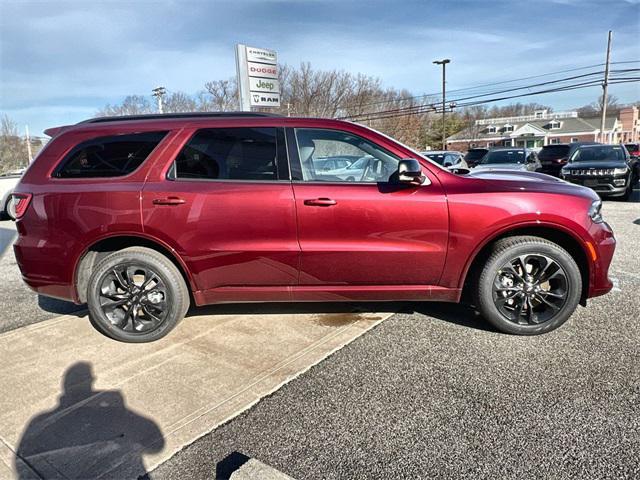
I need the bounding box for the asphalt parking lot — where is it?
[150,190,640,480]
[1,188,639,479]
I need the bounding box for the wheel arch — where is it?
[460,224,591,306]
[74,233,195,304]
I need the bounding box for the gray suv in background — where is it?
[473,147,541,173]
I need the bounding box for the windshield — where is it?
[570,146,625,163]
[347,157,369,169]
[481,150,525,164]
[465,150,487,161]
[538,145,570,160]
[425,153,446,165]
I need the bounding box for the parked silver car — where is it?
[421,150,469,171]
[473,148,541,173]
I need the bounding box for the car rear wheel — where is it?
[87,247,190,343]
[474,236,582,335]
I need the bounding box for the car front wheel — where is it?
[87,247,190,343]
[474,236,582,335]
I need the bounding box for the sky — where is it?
[1,0,639,136]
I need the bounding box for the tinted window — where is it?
[425,153,446,165]
[539,145,570,160]
[464,149,487,161]
[482,150,525,164]
[295,128,399,183]
[174,128,278,181]
[570,146,625,163]
[56,131,167,178]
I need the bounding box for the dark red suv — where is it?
[10,113,615,342]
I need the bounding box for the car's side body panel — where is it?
[11,116,615,308]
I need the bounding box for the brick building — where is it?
[446,106,639,151]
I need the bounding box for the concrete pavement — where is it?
[0,304,395,479]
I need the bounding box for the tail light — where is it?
[8,193,32,220]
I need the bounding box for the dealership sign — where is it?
[236,44,280,109]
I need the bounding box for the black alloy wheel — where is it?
[474,236,582,335]
[98,264,169,334]
[492,254,568,325]
[87,247,190,343]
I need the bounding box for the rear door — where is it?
[142,126,298,298]
[288,127,448,287]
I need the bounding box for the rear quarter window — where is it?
[54,131,168,178]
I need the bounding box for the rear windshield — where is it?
[481,150,525,164]
[538,145,570,160]
[55,131,167,178]
[464,150,487,161]
[625,144,639,151]
[570,146,625,162]
[425,153,446,165]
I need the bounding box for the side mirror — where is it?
[397,159,426,184]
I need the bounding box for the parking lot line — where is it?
[0,307,393,479]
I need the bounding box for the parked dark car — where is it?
[624,143,640,157]
[10,113,615,342]
[464,148,488,168]
[474,147,541,173]
[538,142,599,177]
[561,144,639,200]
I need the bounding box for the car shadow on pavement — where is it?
[188,301,497,333]
[14,362,164,479]
[37,295,86,317]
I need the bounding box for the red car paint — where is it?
[12,116,615,306]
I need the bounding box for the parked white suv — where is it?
[0,169,25,219]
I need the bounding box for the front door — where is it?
[288,127,449,287]
[142,126,299,300]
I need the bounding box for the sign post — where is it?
[235,44,280,110]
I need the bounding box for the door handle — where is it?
[152,196,186,206]
[304,198,337,207]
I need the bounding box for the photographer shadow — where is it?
[14,362,164,479]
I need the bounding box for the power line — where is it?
[341,69,639,121]
[342,77,638,123]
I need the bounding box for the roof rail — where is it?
[78,112,281,124]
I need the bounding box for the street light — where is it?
[152,86,167,114]
[433,59,450,150]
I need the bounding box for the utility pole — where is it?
[25,125,33,165]
[152,86,167,114]
[599,31,612,143]
[433,59,450,150]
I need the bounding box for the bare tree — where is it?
[97,95,153,117]
[203,78,238,111]
[164,91,197,113]
[0,114,27,173]
[577,94,620,117]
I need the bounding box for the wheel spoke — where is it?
[112,268,130,291]
[101,298,129,310]
[535,294,561,311]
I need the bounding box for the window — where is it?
[550,138,560,144]
[487,126,497,134]
[294,129,400,183]
[55,131,167,178]
[504,124,514,133]
[172,128,278,181]
[470,143,477,148]
[549,121,561,130]
[571,137,579,143]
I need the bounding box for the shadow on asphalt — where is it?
[37,295,86,317]
[189,301,496,333]
[14,362,164,479]
[215,451,251,479]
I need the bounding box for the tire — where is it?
[87,247,190,343]
[473,236,582,335]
